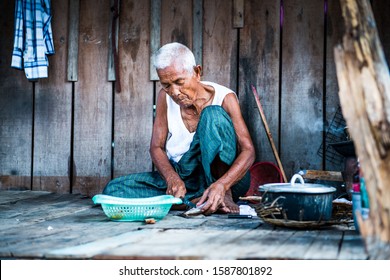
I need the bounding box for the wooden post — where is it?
[67,0,80,81]
[233,0,244,28]
[334,0,390,259]
[238,0,281,165]
[193,0,203,66]
[150,0,161,81]
[108,0,120,82]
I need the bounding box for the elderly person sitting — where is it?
[103,42,255,214]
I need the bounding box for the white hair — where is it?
[153,42,196,74]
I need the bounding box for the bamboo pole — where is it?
[251,85,288,183]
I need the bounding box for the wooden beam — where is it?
[233,0,244,28]
[73,0,112,196]
[335,0,390,258]
[113,0,154,176]
[193,0,203,66]
[150,0,161,81]
[299,170,343,182]
[203,0,237,88]
[238,0,281,164]
[33,0,72,193]
[67,0,80,81]
[108,0,120,81]
[280,0,324,178]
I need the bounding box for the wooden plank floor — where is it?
[0,190,368,260]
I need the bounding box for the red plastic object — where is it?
[245,162,284,199]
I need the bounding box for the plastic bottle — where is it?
[352,163,360,192]
[359,168,370,209]
[351,162,361,232]
[359,167,370,223]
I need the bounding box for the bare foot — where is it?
[216,190,239,214]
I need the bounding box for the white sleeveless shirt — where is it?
[165,81,235,162]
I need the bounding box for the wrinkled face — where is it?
[157,63,199,108]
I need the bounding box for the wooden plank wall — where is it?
[72,0,112,196]
[239,0,281,164]
[0,0,33,189]
[33,0,72,193]
[114,0,154,177]
[281,0,325,175]
[0,0,389,196]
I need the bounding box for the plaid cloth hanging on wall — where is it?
[11,0,55,80]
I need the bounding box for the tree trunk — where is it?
[334,0,390,259]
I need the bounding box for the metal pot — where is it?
[259,174,336,221]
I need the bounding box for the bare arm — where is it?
[149,90,186,198]
[217,92,256,188]
[197,93,255,213]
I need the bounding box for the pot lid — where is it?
[259,174,336,194]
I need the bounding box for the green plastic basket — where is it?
[92,194,183,222]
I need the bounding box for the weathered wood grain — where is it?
[372,0,390,66]
[211,231,272,259]
[102,214,262,259]
[225,227,297,259]
[0,190,50,205]
[303,230,343,259]
[108,0,120,82]
[33,0,72,193]
[73,0,112,196]
[280,0,325,179]
[0,207,144,258]
[233,0,244,28]
[113,0,154,176]
[161,0,192,47]
[193,0,203,66]
[268,229,319,259]
[0,193,91,232]
[335,0,390,258]
[47,229,162,259]
[101,229,240,259]
[0,192,122,258]
[67,0,80,81]
[299,169,343,181]
[150,0,161,81]
[203,0,237,90]
[0,0,33,190]
[338,230,368,259]
[0,191,367,260]
[239,0,281,164]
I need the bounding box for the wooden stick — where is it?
[298,170,343,182]
[239,196,262,201]
[251,85,288,183]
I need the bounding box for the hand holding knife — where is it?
[180,197,196,209]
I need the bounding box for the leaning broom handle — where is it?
[251,85,288,183]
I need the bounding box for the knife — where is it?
[180,197,196,209]
[228,214,253,219]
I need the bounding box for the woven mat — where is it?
[255,200,353,229]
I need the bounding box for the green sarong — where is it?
[102,105,250,201]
